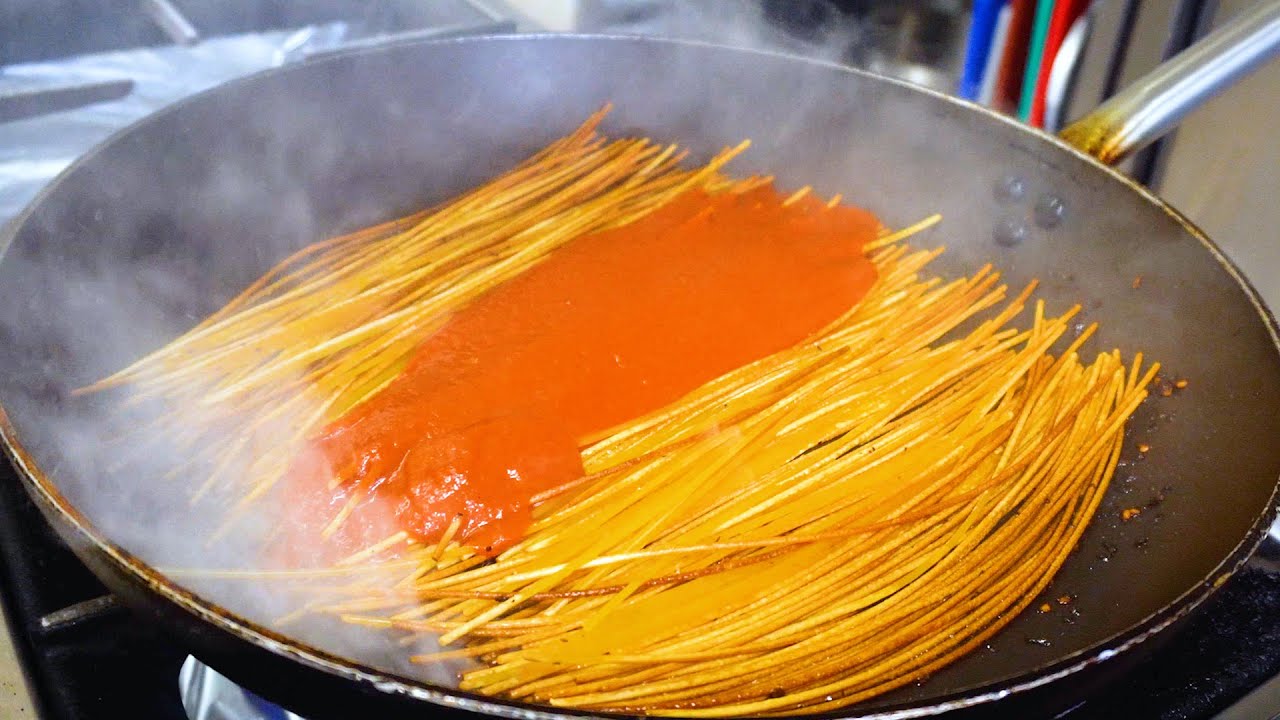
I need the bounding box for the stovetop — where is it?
[2,3,1280,719]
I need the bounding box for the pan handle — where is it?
[1059,0,1280,165]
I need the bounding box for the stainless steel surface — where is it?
[1061,0,1280,164]
[141,0,202,46]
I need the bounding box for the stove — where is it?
[1,2,1280,718]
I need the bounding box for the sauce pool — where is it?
[279,186,880,563]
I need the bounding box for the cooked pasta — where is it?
[102,109,1155,715]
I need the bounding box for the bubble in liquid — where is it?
[1034,194,1067,228]
[994,174,1026,202]
[993,217,1027,247]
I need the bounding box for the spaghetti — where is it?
[99,110,1156,715]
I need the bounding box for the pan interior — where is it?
[0,35,1276,712]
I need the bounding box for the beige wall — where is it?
[504,0,579,31]
[1158,0,1280,311]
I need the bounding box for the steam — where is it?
[0,185,458,686]
[0,93,463,688]
[0,0,934,701]
[576,0,864,63]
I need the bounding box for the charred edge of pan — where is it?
[0,33,1274,720]
[1057,116,1123,166]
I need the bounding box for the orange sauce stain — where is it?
[279,186,880,563]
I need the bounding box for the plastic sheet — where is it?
[0,24,350,227]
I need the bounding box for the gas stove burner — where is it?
[179,656,306,720]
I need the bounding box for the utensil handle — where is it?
[139,0,200,46]
[1059,0,1280,165]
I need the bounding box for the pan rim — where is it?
[0,31,1276,720]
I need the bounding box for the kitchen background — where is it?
[0,1,1278,718]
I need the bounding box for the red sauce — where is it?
[278,186,879,563]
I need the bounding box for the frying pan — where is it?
[1,5,1279,718]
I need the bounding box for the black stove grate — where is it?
[0,461,188,719]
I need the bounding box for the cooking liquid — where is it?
[279,186,880,563]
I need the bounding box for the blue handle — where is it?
[959,0,1007,100]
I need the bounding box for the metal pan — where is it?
[0,6,1278,718]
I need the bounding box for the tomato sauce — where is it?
[278,186,880,563]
